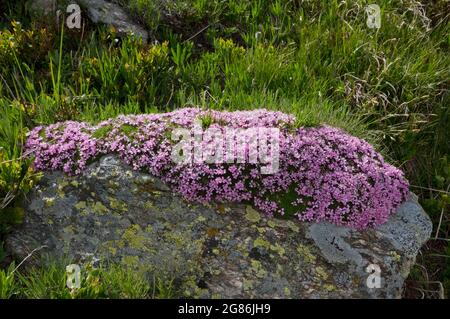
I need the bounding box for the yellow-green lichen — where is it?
[324,284,335,292]
[315,266,329,280]
[243,279,254,291]
[287,220,299,232]
[164,230,194,249]
[144,201,154,209]
[270,244,285,256]
[257,227,266,234]
[108,245,117,256]
[119,224,148,250]
[63,225,75,235]
[108,197,128,213]
[297,244,316,263]
[92,201,108,215]
[267,220,276,228]
[389,250,402,262]
[75,201,87,210]
[284,287,291,297]
[253,237,270,249]
[70,180,80,187]
[250,260,267,278]
[100,240,117,256]
[245,206,260,223]
[196,215,207,223]
[57,180,69,197]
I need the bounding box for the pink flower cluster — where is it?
[25,108,409,229]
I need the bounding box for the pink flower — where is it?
[25,108,409,229]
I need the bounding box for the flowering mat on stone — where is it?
[25,108,409,229]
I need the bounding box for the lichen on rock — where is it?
[6,155,432,298]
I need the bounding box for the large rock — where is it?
[76,0,149,42]
[6,155,432,298]
[28,0,149,42]
[29,0,56,17]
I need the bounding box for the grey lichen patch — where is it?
[307,223,363,265]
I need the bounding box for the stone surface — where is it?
[29,0,56,16]
[77,0,149,42]
[6,155,432,298]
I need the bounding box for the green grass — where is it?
[0,0,448,298]
[0,258,176,299]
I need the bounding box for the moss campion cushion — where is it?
[25,108,409,229]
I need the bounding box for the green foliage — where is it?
[14,259,172,299]
[153,277,175,299]
[99,264,152,299]
[78,35,172,107]
[92,125,113,139]
[0,21,54,71]
[0,100,41,234]
[18,260,74,299]
[0,263,18,299]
